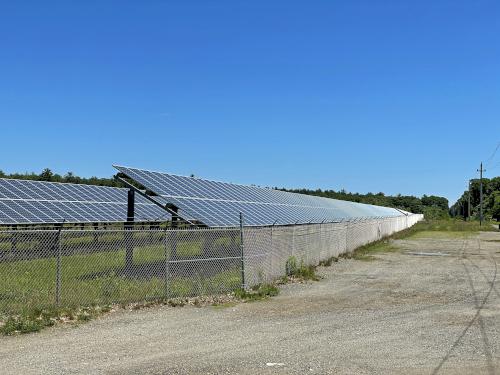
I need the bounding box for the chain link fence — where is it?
[242,215,423,286]
[0,214,422,314]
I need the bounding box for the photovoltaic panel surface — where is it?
[0,178,170,224]
[114,165,405,227]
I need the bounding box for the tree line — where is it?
[450,177,500,221]
[0,168,125,188]
[0,168,450,218]
[280,188,449,219]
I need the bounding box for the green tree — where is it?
[490,191,500,221]
[421,195,449,211]
[39,168,54,181]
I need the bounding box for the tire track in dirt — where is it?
[432,236,497,375]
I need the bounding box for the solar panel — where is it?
[114,165,405,227]
[0,178,171,225]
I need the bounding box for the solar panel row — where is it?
[0,178,170,225]
[114,165,404,227]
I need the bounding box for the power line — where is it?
[487,160,500,171]
[485,141,500,166]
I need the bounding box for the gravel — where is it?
[1,231,499,374]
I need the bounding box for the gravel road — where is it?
[1,231,499,374]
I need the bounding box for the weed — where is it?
[77,313,92,322]
[167,298,186,307]
[285,256,320,281]
[285,256,298,276]
[212,302,237,309]
[1,316,46,335]
[0,304,114,335]
[0,309,57,335]
[234,283,279,301]
[319,256,338,267]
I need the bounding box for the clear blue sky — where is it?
[1,1,499,205]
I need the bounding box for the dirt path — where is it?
[1,231,500,374]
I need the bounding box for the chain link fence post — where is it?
[164,227,171,299]
[270,221,275,282]
[239,212,245,290]
[55,224,63,306]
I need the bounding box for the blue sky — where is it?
[1,1,499,205]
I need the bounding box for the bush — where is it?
[423,207,450,220]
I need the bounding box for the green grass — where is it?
[391,219,497,240]
[407,231,472,239]
[346,240,400,261]
[0,248,165,314]
[166,268,241,298]
[344,219,498,261]
[397,219,498,236]
[0,235,242,316]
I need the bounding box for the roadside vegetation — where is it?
[284,256,319,281]
[0,305,110,335]
[345,219,498,262]
[234,284,279,301]
[450,176,500,221]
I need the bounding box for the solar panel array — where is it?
[0,178,170,225]
[114,165,405,227]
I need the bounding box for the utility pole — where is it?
[477,162,485,226]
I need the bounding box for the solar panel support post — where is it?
[239,212,245,290]
[125,189,135,275]
[11,224,17,254]
[93,223,99,246]
[170,205,179,259]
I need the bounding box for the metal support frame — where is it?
[118,177,198,226]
